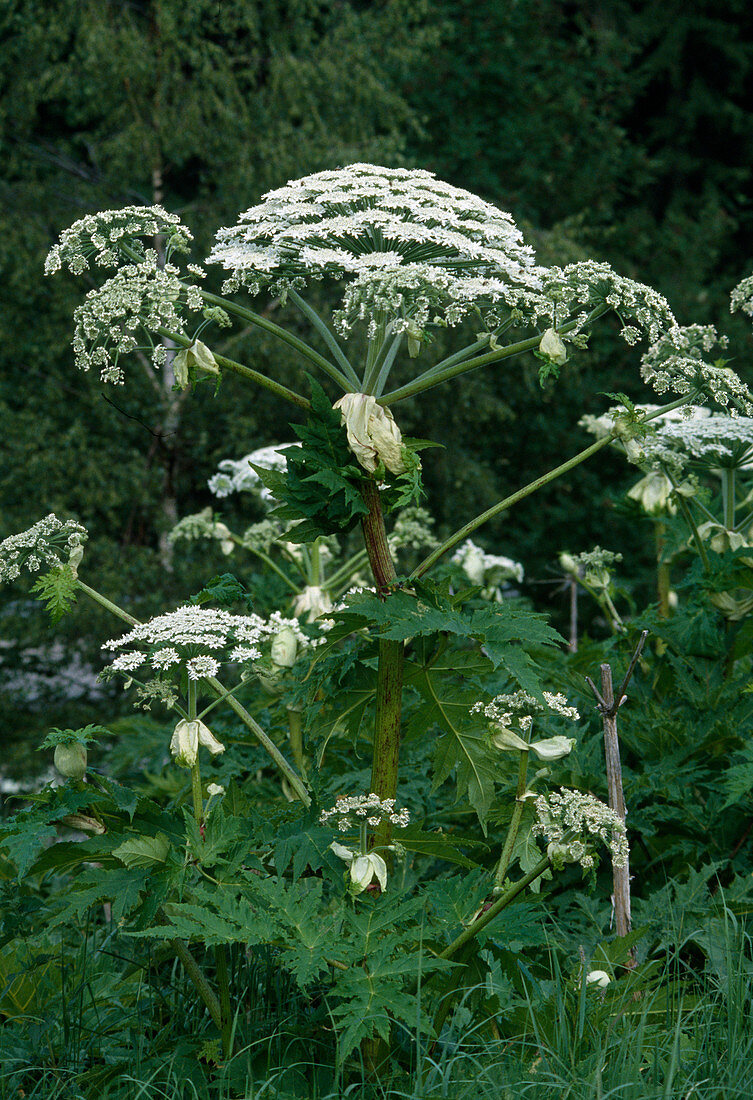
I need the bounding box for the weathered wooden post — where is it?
[586,630,647,957]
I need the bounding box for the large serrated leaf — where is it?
[404,651,499,827]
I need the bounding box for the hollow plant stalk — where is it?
[360,478,404,855]
[493,750,530,888]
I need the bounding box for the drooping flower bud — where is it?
[698,522,747,554]
[490,727,530,753]
[271,627,298,668]
[539,328,568,366]
[627,472,675,516]
[197,720,225,756]
[61,813,106,834]
[170,719,199,768]
[528,736,575,761]
[329,842,389,894]
[405,319,423,358]
[559,552,579,576]
[53,743,88,780]
[333,393,406,475]
[293,585,334,623]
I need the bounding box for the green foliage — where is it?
[31,563,79,623]
[37,723,108,750]
[256,379,369,542]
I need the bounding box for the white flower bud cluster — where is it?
[0,515,88,583]
[167,508,233,548]
[320,794,410,833]
[561,547,622,589]
[69,254,204,383]
[45,206,193,276]
[641,324,753,415]
[452,538,524,586]
[208,443,299,502]
[730,274,753,318]
[532,788,629,870]
[387,506,438,553]
[543,261,677,343]
[102,605,319,686]
[241,519,286,553]
[471,690,580,734]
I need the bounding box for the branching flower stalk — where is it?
[75,580,310,805]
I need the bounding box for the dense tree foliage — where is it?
[2,0,753,738]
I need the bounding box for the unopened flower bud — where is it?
[170,719,199,768]
[53,743,88,780]
[539,328,568,366]
[405,319,423,358]
[61,813,105,834]
[293,585,334,622]
[197,720,225,756]
[529,736,575,761]
[271,627,298,668]
[559,552,579,576]
[627,472,676,516]
[334,393,406,475]
[490,727,530,753]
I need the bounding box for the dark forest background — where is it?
[2,0,753,740]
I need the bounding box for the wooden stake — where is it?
[585,631,647,959]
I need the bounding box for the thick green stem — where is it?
[244,543,300,592]
[493,751,530,887]
[655,520,671,619]
[361,480,404,853]
[214,944,234,1060]
[325,547,370,591]
[188,680,203,824]
[438,856,551,962]
[287,707,306,775]
[170,938,223,1033]
[77,580,138,626]
[670,478,712,572]
[412,396,697,583]
[722,468,736,530]
[155,326,310,409]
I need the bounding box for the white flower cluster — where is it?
[387,506,438,553]
[103,605,315,683]
[543,261,677,343]
[167,508,233,547]
[533,788,629,870]
[730,274,753,318]
[45,205,193,276]
[208,163,547,337]
[320,793,410,832]
[452,538,524,586]
[0,515,88,582]
[70,253,204,383]
[652,413,753,468]
[241,518,286,553]
[208,443,299,502]
[472,690,580,735]
[641,324,753,414]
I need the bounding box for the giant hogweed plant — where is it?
[4,164,753,1070]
